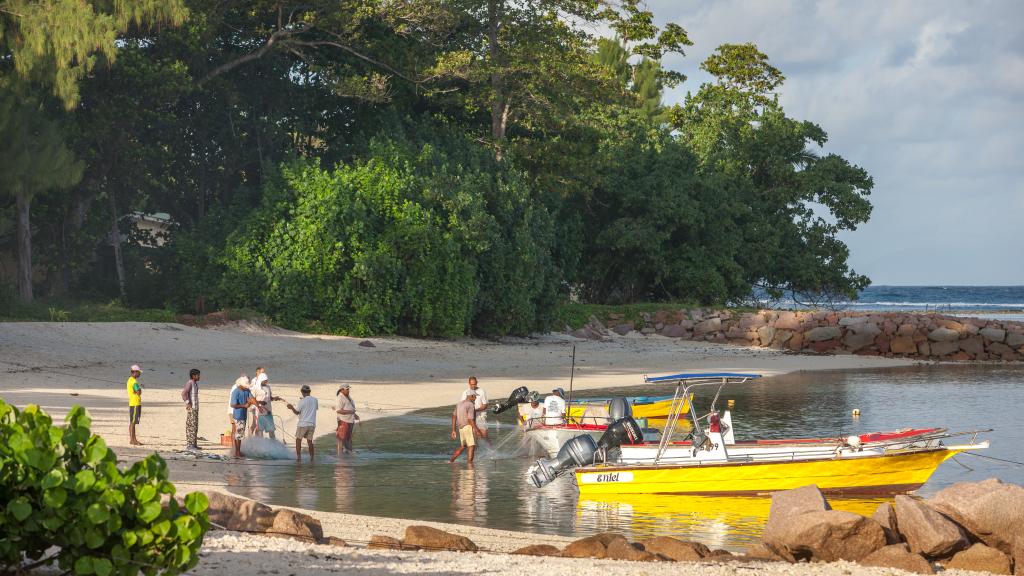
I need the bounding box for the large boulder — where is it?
[930,340,959,356]
[859,543,935,574]
[774,312,801,331]
[845,324,882,351]
[606,539,661,562]
[224,499,276,532]
[638,536,709,561]
[694,318,722,335]
[757,325,776,347]
[891,336,918,354]
[561,533,627,559]
[839,315,869,326]
[1006,332,1024,348]
[403,525,478,552]
[980,327,1008,343]
[959,336,985,356]
[928,479,1024,555]
[946,543,1013,574]
[806,326,842,342]
[928,327,960,342]
[204,491,250,527]
[268,509,324,541]
[763,510,885,562]
[512,544,563,556]
[894,495,969,558]
[873,502,903,544]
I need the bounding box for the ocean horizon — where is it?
[768,285,1024,322]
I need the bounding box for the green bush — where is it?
[0,399,209,575]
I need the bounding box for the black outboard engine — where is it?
[491,386,530,414]
[527,434,598,488]
[607,397,632,421]
[595,415,643,462]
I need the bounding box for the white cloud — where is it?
[646,0,1024,284]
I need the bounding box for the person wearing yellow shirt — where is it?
[127,364,143,445]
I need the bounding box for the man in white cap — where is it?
[250,372,281,439]
[459,376,489,431]
[229,376,254,458]
[126,364,143,445]
[449,390,487,464]
[335,383,359,455]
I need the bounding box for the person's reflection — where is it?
[333,460,355,513]
[292,459,320,510]
[450,463,489,523]
[518,473,577,532]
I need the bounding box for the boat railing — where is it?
[623,428,992,467]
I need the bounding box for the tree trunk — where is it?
[488,0,508,154]
[15,187,33,303]
[108,187,127,299]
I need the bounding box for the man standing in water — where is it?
[229,378,253,458]
[335,383,359,455]
[286,385,318,462]
[181,368,201,451]
[459,376,490,433]
[449,390,487,463]
[126,364,143,445]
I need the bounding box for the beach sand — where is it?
[1,321,930,575]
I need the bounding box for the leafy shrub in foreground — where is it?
[0,399,209,575]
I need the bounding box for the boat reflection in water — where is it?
[577,493,886,549]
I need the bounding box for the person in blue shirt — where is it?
[229,379,254,458]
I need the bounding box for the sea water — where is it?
[766,285,1024,321]
[212,365,1024,550]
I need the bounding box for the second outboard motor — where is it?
[597,416,643,452]
[527,434,598,488]
[491,386,530,414]
[607,397,633,421]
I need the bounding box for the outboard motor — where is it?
[607,397,632,421]
[491,386,530,414]
[597,416,643,452]
[527,434,598,488]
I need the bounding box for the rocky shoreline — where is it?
[194,478,1023,575]
[570,309,1024,361]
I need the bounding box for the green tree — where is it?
[670,43,873,301]
[0,0,188,108]
[0,87,82,302]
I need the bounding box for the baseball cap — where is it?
[528,391,540,402]
[234,376,249,387]
[130,364,143,373]
[338,383,351,390]
[300,384,311,393]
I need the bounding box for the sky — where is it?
[644,0,1023,286]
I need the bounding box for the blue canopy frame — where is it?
[644,372,762,383]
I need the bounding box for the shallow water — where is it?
[227,364,1024,550]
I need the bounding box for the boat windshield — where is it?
[641,373,762,463]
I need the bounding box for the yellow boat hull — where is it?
[576,448,960,496]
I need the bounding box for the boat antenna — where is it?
[567,345,576,422]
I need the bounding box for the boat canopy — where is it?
[644,372,762,383]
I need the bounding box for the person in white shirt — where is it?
[285,385,318,462]
[250,372,281,439]
[522,391,545,429]
[544,388,567,426]
[459,376,489,430]
[335,383,359,455]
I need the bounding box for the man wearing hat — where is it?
[285,385,319,462]
[126,364,144,445]
[449,390,487,463]
[229,376,254,458]
[335,383,359,455]
[544,387,567,426]
[522,391,545,429]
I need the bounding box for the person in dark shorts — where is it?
[127,364,143,445]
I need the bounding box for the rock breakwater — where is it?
[570,309,1024,361]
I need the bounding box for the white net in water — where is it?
[240,436,294,459]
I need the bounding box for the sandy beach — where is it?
[1,321,932,574]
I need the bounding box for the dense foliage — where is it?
[0,399,209,575]
[0,1,874,336]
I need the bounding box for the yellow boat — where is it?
[566,394,690,424]
[575,446,976,496]
[527,372,991,496]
